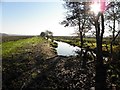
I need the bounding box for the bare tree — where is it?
[61,1,91,55]
[61,0,119,89]
[87,1,107,89]
[105,1,120,60]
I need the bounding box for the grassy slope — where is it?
[2,36,57,59]
[2,36,57,89]
[2,37,43,58]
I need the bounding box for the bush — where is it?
[50,42,58,48]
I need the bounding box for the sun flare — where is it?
[91,2,101,15]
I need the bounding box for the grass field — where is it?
[2,37,46,58]
[1,35,34,42]
[54,36,120,52]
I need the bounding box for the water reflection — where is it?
[55,41,81,56]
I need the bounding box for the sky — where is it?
[1,0,119,36]
[1,1,75,36]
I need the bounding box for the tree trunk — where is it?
[110,42,113,60]
[95,13,107,90]
[78,18,83,49]
[113,16,115,39]
[80,31,83,48]
[78,18,83,57]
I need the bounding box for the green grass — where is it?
[50,42,58,48]
[2,36,57,89]
[2,37,45,59]
[54,36,120,51]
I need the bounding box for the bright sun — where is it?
[91,2,101,15]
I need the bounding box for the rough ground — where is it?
[2,37,95,90]
[21,56,95,90]
[2,38,57,89]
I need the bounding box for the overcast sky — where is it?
[1,1,75,36]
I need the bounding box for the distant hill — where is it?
[0,33,36,36]
[0,33,9,36]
